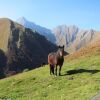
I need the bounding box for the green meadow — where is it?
[0,52,100,100]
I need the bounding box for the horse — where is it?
[48,45,64,75]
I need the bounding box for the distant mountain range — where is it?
[17,17,100,53]
[53,25,100,53]
[17,17,56,43]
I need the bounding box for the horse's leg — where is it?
[50,64,52,75]
[59,66,61,76]
[55,65,57,75]
[52,65,54,75]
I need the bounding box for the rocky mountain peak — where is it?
[17,17,56,43]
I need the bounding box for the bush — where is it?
[23,68,29,72]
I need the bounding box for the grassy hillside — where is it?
[65,39,100,60]
[0,18,11,51]
[0,50,100,100]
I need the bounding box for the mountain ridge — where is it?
[17,17,56,43]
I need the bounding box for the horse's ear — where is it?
[63,45,64,48]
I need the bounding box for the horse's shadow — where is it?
[61,68,100,76]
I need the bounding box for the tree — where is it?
[0,49,7,79]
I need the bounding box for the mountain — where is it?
[0,18,57,78]
[17,17,56,43]
[53,25,100,53]
[17,18,100,53]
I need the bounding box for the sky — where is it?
[0,0,100,30]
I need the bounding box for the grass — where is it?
[0,52,100,100]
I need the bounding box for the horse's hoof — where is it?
[59,73,61,76]
[53,73,54,75]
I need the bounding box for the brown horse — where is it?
[48,45,64,75]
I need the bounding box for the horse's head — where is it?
[58,45,64,57]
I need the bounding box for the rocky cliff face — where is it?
[0,18,57,75]
[53,25,78,46]
[53,25,100,53]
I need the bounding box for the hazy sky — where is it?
[0,0,100,30]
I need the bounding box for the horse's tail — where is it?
[48,54,50,64]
